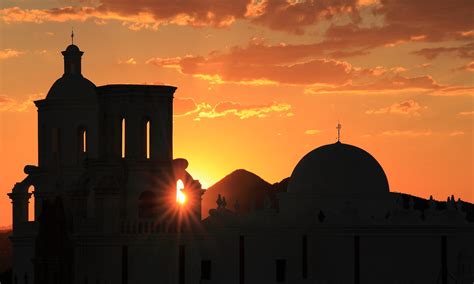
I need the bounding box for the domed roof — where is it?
[288,142,389,197]
[65,44,80,53]
[46,75,96,99]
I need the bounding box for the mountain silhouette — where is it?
[202,169,474,222]
[202,169,281,217]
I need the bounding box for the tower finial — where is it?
[336,122,342,142]
[71,28,74,44]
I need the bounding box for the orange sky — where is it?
[0,0,473,227]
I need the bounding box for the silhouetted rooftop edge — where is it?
[96,84,177,97]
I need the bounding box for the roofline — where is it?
[96,84,177,97]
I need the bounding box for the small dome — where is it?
[46,75,96,99]
[65,44,80,53]
[288,142,389,197]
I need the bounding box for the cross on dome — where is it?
[336,122,342,142]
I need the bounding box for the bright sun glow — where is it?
[176,179,186,204]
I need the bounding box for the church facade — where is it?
[8,41,474,284]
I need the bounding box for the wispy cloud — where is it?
[118,58,137,65]
[0,49,24,60]
[148,50,354,86]
[413,43,474,60]
[147,40,470,94]
[174,98,292,120]
[455,61,474,72]
[305,129,322,135]
[365,99,427,116]
[458,111,474,116]
[0,94,44,112]
[449,131,465,136]
[381,130,432,137]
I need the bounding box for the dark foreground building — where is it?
[8,40,474,284]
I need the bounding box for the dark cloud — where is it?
[413,43,474,60]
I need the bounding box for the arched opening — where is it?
[121,118,126,158]
[82,129,87,153]
[138,191,158,218]
[146,120,151,159]
[78,127,87,162]
[177,179,186,205]
[28,186,35,222]
[140,117,151,160]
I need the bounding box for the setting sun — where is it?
[176,179,186,204]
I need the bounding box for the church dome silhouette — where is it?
[288,142,389,196]
[46,43,96,99]
[46,75,96,99]
[65,44,80,52]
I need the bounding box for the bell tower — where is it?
[62,30,83,75]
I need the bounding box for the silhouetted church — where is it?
[8,39,474,284]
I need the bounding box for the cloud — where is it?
[0,1,360,33]
[148,39,473,95]
[372,0,474,42]
[455,61,474,72]
[365,99,426,116]
[381,130,432,137]
[146,56,186,69]
[412,43,474,60]
[305,75,442,94]
[416,63,432,69]
[0,94,44,112]
[305,129,322,135]
[203,101,292,119]
[247,0,359,35]
[174,97,211,117]
[458,111,474,116]
[430,86,474,97]
[312,0,474,57]
[0,2,247,30]
[2,0,472,67]
[0,0,472,48]
[148,49,354,85]
[174,97,291,120]
[118,57,137,65]
[0,48,24,60]
[449,131,465,137]
[0,6,99,23]
[0,95,15,111]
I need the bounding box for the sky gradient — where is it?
[0,0,473,227]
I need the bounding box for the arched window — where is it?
[82,129,87,153]
[141,117,151,159]
[121,118,126,158]
[146,120,151,159]
[28,186,35,222]
[138,191,158,218]
[176,179,186,205]
[78,127,87,155]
